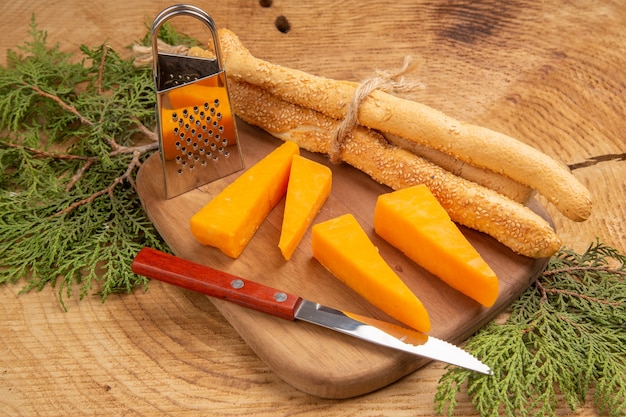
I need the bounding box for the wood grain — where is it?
[1,0,624,415]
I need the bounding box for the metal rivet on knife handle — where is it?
[274,292,288,303]
[231,279,244,289]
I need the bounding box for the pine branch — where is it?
[435,240,626,417]
[52,150,142,217]
[2,141,95,161]
[26,82,94,126]
[0,16,167,307]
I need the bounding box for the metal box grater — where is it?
[152,4,244,199]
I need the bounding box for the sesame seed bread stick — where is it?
[229,80,561,258]
[382,133,533,204]
[218,29,591,222]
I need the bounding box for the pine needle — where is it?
[0,15,168,309]
[435,241,626,417]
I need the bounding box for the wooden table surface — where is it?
[1,1,624,415]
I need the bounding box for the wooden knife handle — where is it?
[131,247,302,320]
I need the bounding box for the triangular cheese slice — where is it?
[374,184,499,307]
[190,141,299,258]
[279,155,332,260]
[312,213,431,333]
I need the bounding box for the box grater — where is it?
[152,4,244,199]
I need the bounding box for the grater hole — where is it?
[164,103,237,174]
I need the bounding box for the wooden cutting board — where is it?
[135,119,550,399]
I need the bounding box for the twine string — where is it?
[329,56,424,163]
[131,40,191,66]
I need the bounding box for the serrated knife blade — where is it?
[131,247,492,375]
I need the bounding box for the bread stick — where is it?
[229,80,561,258]
[382,133,533,203]
[218,29,591,222]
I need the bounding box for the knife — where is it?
[131,247,492,375]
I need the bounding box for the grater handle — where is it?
[151,4,225,74]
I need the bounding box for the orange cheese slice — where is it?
[374,184,499,307]
[312,213,431,333]
[190,141,300,258]
[279,155,332,260]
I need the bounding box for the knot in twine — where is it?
[329,56,424,163]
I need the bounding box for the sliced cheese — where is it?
[190,141,299,258]
[312,213,431,333]
[374,184,499,307]
[279,155,332,260]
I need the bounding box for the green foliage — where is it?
[435,241,626,417]
[138,20,201,48]
[0,15,168,308]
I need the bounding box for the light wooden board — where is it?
[135,119,550,399]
